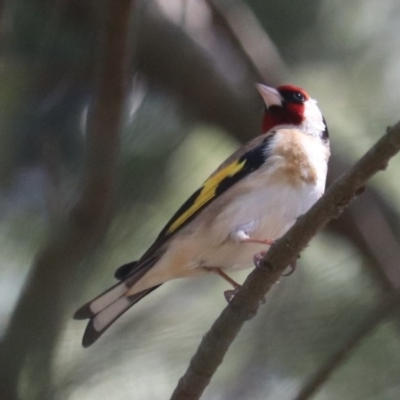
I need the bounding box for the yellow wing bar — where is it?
[166,159,246,234]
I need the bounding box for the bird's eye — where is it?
[293,92,306,102]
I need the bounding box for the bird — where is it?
[74,84,330,347]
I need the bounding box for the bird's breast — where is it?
[266,128,329,191]
[194,180,321,270]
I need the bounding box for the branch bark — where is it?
[0,1,133,399]
[170,123,400,400]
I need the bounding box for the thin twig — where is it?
[170,123,400,400]
[204,0,287,84]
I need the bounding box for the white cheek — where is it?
[302,99,325,136]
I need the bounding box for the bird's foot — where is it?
[254,252,297,277]
[253,251,267,268]
[204,267,241,289]
[282,260,297,276]
[224,287,241,302]
[204,267,242,302]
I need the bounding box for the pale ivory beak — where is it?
[255,84,282,108]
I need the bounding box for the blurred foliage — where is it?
[1,0,400,399]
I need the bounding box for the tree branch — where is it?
[170,122,400,400]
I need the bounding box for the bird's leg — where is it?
[231,228,275,246]
[204,267,241,302]
[253,251,267,268]
[204,267,241,289]
[242,237,275,245]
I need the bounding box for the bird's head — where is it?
[256,84,328,141]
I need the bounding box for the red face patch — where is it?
[262,85,309,133]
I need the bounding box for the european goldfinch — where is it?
[75,84,330,347]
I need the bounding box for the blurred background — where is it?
[1,0,400,399]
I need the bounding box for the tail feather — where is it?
[74,254,163,347]
[74,280,128,320]
[81,285,160,347]
[74,253,162,347]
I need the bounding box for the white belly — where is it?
[195,181,321,270]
